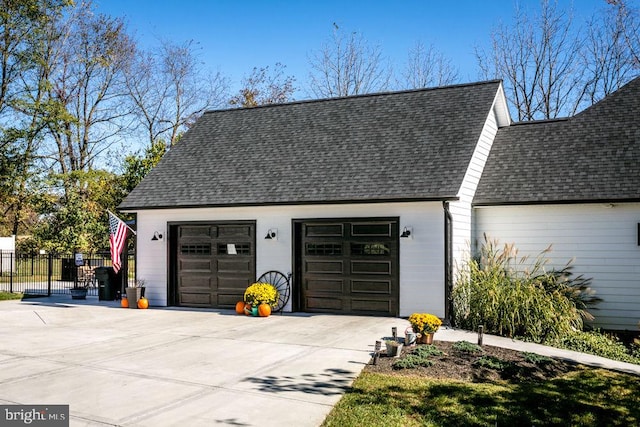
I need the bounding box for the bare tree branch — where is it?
[401,41,459,88]
[126,39,228,147]
[307,26,392,97]
[477,0,639,121]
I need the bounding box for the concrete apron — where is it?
[0,296,405,427]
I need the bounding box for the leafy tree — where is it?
[121,139,167,193]
[0,0,72,236]
[32,170,124,253]
[229,63,295,107]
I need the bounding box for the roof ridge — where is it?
[204,79,503,115]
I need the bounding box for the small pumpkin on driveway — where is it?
[137,297,149,309]
[258,303,271,317]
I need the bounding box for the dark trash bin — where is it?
[96,266,121,301]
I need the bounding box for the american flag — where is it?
[109,211,129,273]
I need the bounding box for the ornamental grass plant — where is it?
[452,235,601,343]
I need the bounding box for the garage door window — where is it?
[306,243,343,256]
[217,243,250,255]
[351,243,390,256]
[180,244,211,255]
[351,223,391,236]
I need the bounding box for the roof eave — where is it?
[473,197,640,207]
[119,195,460,212]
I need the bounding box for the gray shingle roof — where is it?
[475,76,640,205]
[120,81,502,210]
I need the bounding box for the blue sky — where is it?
[95,0,608,97]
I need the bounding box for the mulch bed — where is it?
[365,340,581,382]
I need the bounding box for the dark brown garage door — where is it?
[171,222,255,308]
[298,219,399,316]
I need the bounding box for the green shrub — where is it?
[452,340,484,354]
[392,355,435,369]
[632,341,640,360]
[523,352,553,365]
[391,345,443,370]
[474,355,509,370]
[452,235,600,342]
[413,345,443,358]
[545,330,640,365]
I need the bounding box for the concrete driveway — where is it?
[0,296,404,426]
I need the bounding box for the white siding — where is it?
[450,106,500,271]
[475,203,640,330]
[0,235,16,273]
[133,201,446,317]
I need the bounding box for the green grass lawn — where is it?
[322,369,640,426]
[0,291,24,301]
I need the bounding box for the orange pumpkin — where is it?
[235,301,246,314]
[258,303,271,317]
[121,297,129,308]
[244,303,252,315]
[137,296,149,309]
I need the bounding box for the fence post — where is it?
[122,244,129,295]
[9,251,13,293]
[47,253,53,296]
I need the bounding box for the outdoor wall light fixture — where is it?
[265,229,277,240]
[151,231,163,241]
[400,226,412,239]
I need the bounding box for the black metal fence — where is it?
[0,251,135,297]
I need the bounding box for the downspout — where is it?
[443,202,453,326]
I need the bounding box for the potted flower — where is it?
[408,313,442,344]
[243,282,279,317]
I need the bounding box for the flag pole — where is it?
[107,209,137,235]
